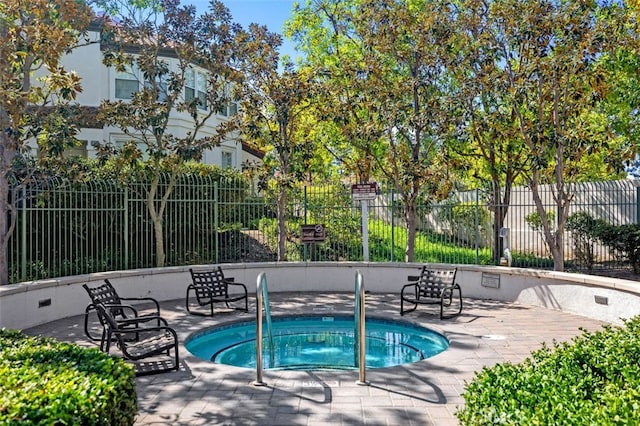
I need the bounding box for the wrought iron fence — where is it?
[7,176,639,283]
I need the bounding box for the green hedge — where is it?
[457,317,640,425]
[0,329,137,425]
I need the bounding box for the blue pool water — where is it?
[185,315,449,370]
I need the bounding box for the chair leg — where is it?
[400,297,418,316]
[84,305,103,341]
[440,287,463,319]
[185,289,192,315]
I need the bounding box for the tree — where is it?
[289,0,458,262]
[287,1,383,184]
[0,0,93,285]
[450,0,531,265]
[474,0,628,271]
[236,24,317,261]
[95,0,243,267]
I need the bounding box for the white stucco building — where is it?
[45,21,263,170]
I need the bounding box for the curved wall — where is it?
[1,262,639,330]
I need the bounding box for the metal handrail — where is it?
[354,270,369,385]
[253,272,273,386]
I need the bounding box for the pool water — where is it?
[186,315,449,370]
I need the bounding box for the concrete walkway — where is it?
[25,293,606,425]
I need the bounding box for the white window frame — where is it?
[185,68,207,110]
[115,65,140,100]
[221,150,234,169]
[219,83,239,117]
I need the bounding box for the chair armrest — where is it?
[99,302,139,317]
[226,282,248,299]
[407,275,420,282]
[223,277,235,283]
[113,325,177,337]
[401,282,419,294]
[120,296,160,312]
[103,304,168,326]
[226,281,246,290]
[115,315,168,327]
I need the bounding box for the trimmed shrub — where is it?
[0,329,137,425]
[566,212,609,271]
[456,317,640,425]
[596,223,640,273]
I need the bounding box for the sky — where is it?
[186,0,299,59]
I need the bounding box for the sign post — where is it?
[351,183,378,262]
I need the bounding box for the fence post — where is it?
[124,186,129,269]
[303,186,308,262]
[390,188,395,263]
[637,186,640,224]
[475,189,479,265]
[20,186,26,282]
[214,182,219,264]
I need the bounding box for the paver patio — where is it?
[26,292,606,425]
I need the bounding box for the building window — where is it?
[218,84,238,117]
[185,68,207,110]
[221,150,234,169]
[145,75,168,102]
[63,140,88,158]
[115,65,140,100]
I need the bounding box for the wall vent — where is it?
[594,295,608,306]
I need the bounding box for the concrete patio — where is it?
[25,292,606,425]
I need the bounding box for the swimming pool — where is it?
[185,315,449,370]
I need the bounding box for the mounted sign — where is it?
[301,224,326,243]
[351,182,378,201]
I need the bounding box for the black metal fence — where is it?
[7,177,639,284]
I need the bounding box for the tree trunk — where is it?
[405,200,417,262]
[277,187,287,261]
[530,173,566,272]
[550,233,564,272]
[491,179,513,265]
[147,175,166,267]
[0,132,16,285]
[0,172,10,286]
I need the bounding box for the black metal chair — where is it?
[186,267,248,316]
[92,301,179,376]
[83,279,161,344]
[400,266,462,319]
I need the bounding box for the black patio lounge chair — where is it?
[400,266,463,319]
[83,279,161,344]
[92,300,179,376]
[186,267,248,316]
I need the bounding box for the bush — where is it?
[596,223,640,273]
[456,317,640,425]
[0,329,137,425]
[566,212,608,271]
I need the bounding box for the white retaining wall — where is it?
[1,262,639,330]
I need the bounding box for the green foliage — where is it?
[524,210,556,232]
[596,223,640,274]
[566,212,609,271]
[9,165,250,282]
[0,329,136,425]
[257,215,495,264]
[457,317,640,425]
[561,213,640,273]
[437,199,491,247]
